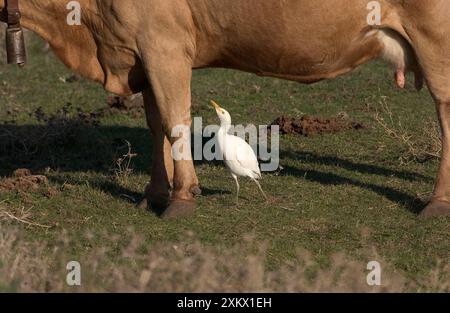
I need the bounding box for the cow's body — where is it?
[1,0,450,217]
[190,1,390,79]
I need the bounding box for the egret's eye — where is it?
[222,111,225,115]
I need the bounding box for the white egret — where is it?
[210,100,268,204]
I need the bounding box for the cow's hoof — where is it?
[190,185,202,196]
[137,193,169,212]
[150,195,170,211]
[161,199,196,219]
[136,197,148,210]
[419,200,450,219]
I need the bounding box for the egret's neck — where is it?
[219,121,232,134]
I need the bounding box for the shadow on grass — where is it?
[0,124,153,176]
[282,151,433,182]
[0,124,429,214]
[281,165,426,214]
[280,150,431,214]
[200,187,232,196]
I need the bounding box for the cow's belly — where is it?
[199,31,384,84]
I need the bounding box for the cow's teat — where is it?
[377,29,422,90]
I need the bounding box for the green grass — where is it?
[0,36,448,289]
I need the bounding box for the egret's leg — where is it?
[232,174,240,205]
[251,178,268,201]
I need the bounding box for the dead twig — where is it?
[114,140,138,182]
[0,206,51,229]
[374,97,441,164]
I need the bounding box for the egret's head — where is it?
[210,100,232,126]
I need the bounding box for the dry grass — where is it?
[0,220,448,293]
[374,97,442,164]
[112,140,137,183]
[0,204,51,229]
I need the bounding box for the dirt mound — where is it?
[271,115,365,137]
[0,169,49,193]
[104,95,144,117]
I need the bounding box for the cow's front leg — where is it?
[139,88,174,211]
[140,88,202,212]
[421,100,450,218]
[143,54,199,218]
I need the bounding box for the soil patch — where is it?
[103,95,144,118]
[0,169,49,193]
[271,115,365,137]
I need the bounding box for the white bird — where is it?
[210,100,268,204]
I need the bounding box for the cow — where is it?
[1,0,449,219]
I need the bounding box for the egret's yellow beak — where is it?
[210,100,222,111]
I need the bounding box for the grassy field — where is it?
[0,35,448,292]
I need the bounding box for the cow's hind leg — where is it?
[421,97,450,218]
[411,35,450,218]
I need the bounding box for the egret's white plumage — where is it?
[211,100,268,204]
